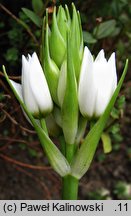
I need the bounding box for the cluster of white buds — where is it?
[4,3,127,181]
[9,4,117,146]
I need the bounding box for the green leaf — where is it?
[109,27,121,37]
[22,8,42,27]
[101,132,112,154]
[3,66,70,177]
[32,0,44,13]
[93,20,117,39]
[83,31,97,44]
[71,60,128,179]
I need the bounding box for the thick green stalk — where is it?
[59,135,66,156]
[62,143,79,200]
[40,118,48,135]
[62,175,79,200]
[66,143,75,164]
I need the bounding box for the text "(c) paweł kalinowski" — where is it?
[20,202,104,212]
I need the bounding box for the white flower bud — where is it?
[78,46,117,118]
[10,52,53,118]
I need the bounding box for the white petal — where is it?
[10,80,23,101]
[94,80,113,117]
[21,55,28,86]
[29,52,53,115]
[10,80,33,123]
[93,52,117,117]
[95,49,105,62]
[78,46,96,117]
[108,52,117,92]
[57,61,67,107]
[21,55,39,115]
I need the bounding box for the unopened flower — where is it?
[10,52,53,118]
[78,46,117,118]
[43,4,83,105]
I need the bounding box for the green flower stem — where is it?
[59,139,79,199]
[62,175,79,200]
[65,143,76,164]
[62,143,79,200]
[59,135,66,156]
[40,118,48,135]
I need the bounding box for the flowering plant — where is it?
[3,3,128,200]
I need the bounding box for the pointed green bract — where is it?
[44,4,83,81]
[44,23,59,104]
[72,3,81,48]
[49,7,66,68]
[57,6,69,41]
[3,66,70,177]
[77,11,84,60]
[71,60,128,179]
[40,17,45,65]
[61,34,78,144]
[65,5,71,27]
[71,4,83,80]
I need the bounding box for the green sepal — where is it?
[44,23,59,104]
[57,6,69,42]
[71,60,128,179]
[61,34,78,144]
[71,4,82,80]
[49,7,66,68]
[3,66,71,177]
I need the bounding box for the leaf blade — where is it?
[93,20,117,39]
[22,8,42,27]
